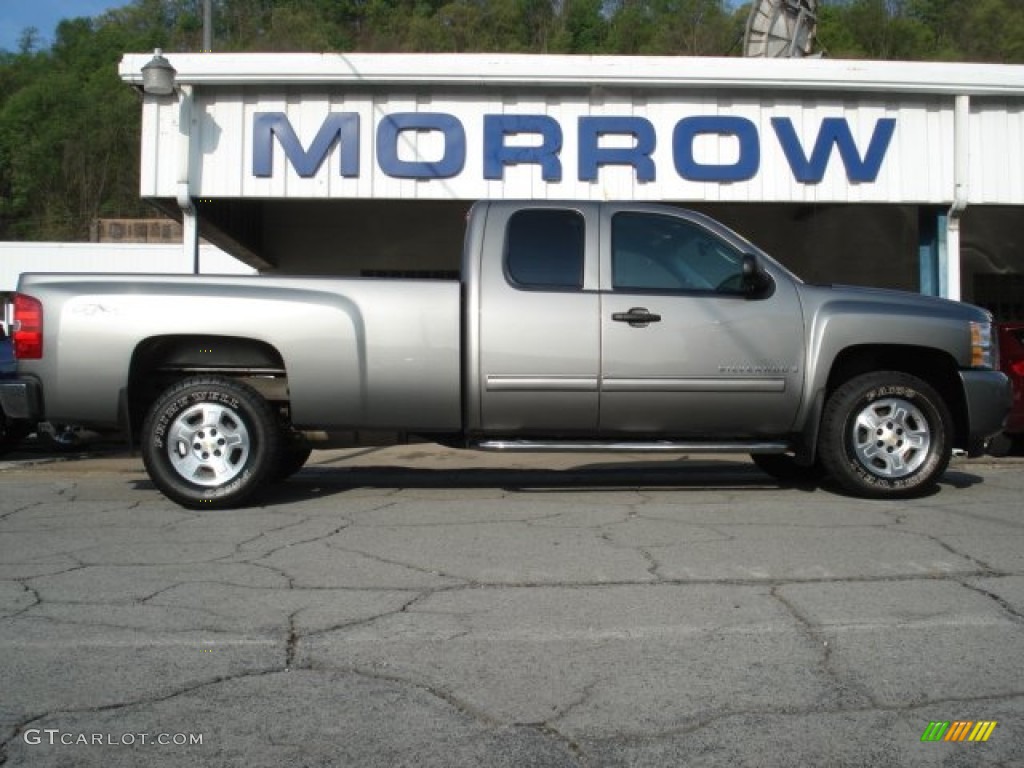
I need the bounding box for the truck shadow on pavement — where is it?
[3,439,987,505]
[227,460,985,508]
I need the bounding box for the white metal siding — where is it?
[969,100,1024,204]
[0,243,255,293]
[126,54,1024,206]
[139,89,973,204]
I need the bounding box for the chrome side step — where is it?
[472,439,789,454]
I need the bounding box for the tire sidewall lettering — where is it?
[151,392,245,452]
[843,454,937,491]
[201,468,252,499]
[863,384,916,401]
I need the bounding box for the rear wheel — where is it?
[819,371,952,498]
[141,376,280,509]
[0,416,32,456]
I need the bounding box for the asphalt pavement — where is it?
[1,442,1023,767]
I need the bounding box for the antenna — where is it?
[743,0,819,58]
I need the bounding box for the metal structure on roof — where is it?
[744,0,819,58]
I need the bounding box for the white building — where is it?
[0,242,255,296]
[117,52,1024,318]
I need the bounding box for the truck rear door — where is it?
[598,205,805,437]
[471,203,601,435]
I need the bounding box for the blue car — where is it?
[1,325,33,452]
[0,323,13,375]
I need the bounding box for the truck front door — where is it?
[598,207,805,437]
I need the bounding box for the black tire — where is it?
[987,432,1012,458]
[818,371,952,498]
[141,376,281,509]
[1013,436,1024,457]
[751,453,826,485]
[0,418,32,457]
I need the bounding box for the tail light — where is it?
[12,293,43,359]
[1011,359,1024,378]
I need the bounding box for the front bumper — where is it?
[0,377,42,423]
[959,369,1012,456]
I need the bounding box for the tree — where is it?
[0,13,157,239]
[551,0,609,53]
[3,0,1024,241]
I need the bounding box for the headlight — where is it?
[969,321,996,369]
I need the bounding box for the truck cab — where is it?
[466,202,804,439]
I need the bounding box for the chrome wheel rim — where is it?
[167,403,250,487]
[850,397,930,479]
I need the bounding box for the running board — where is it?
[471,439,789,454]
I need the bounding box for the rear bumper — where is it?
[0,377,42,423]
[959,370,1012,456]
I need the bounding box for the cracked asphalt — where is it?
[1,443,1023,766]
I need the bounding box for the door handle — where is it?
[612,307,662,327]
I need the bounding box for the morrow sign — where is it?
[252,112,897,185]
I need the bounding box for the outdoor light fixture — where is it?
[141,48,177,95]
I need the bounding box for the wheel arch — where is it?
[128,335,288,437]
[821,344,968,451]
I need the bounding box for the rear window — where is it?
[505,209,585,290]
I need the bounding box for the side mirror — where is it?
[740,253,773,298]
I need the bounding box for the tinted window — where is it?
[612,212,746,294]
[505,209,585,290]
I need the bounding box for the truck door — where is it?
[473,204,601,435]
[598,207,805,437]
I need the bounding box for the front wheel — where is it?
[274,442,313,482]
[141,377,281,509]
[818,371,952,499]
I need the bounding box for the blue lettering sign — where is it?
[249,111,897,187]
[483,115,563,182]
[252,112,359,178]
[672,116,760,182]
[771,117,896,183]
[377,113,466,179]
[578,116,657,182]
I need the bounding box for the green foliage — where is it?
[818,0,1024,60]
[1,0,1023,239]
[0,13,160,239]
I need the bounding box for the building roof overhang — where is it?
[120,52,1024,98]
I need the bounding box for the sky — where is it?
[0,0,133,52]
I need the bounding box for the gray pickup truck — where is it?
[0,201,1010,508]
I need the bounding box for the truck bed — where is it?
[14,273,463,431]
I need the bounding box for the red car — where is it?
[990,322,1024,455]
